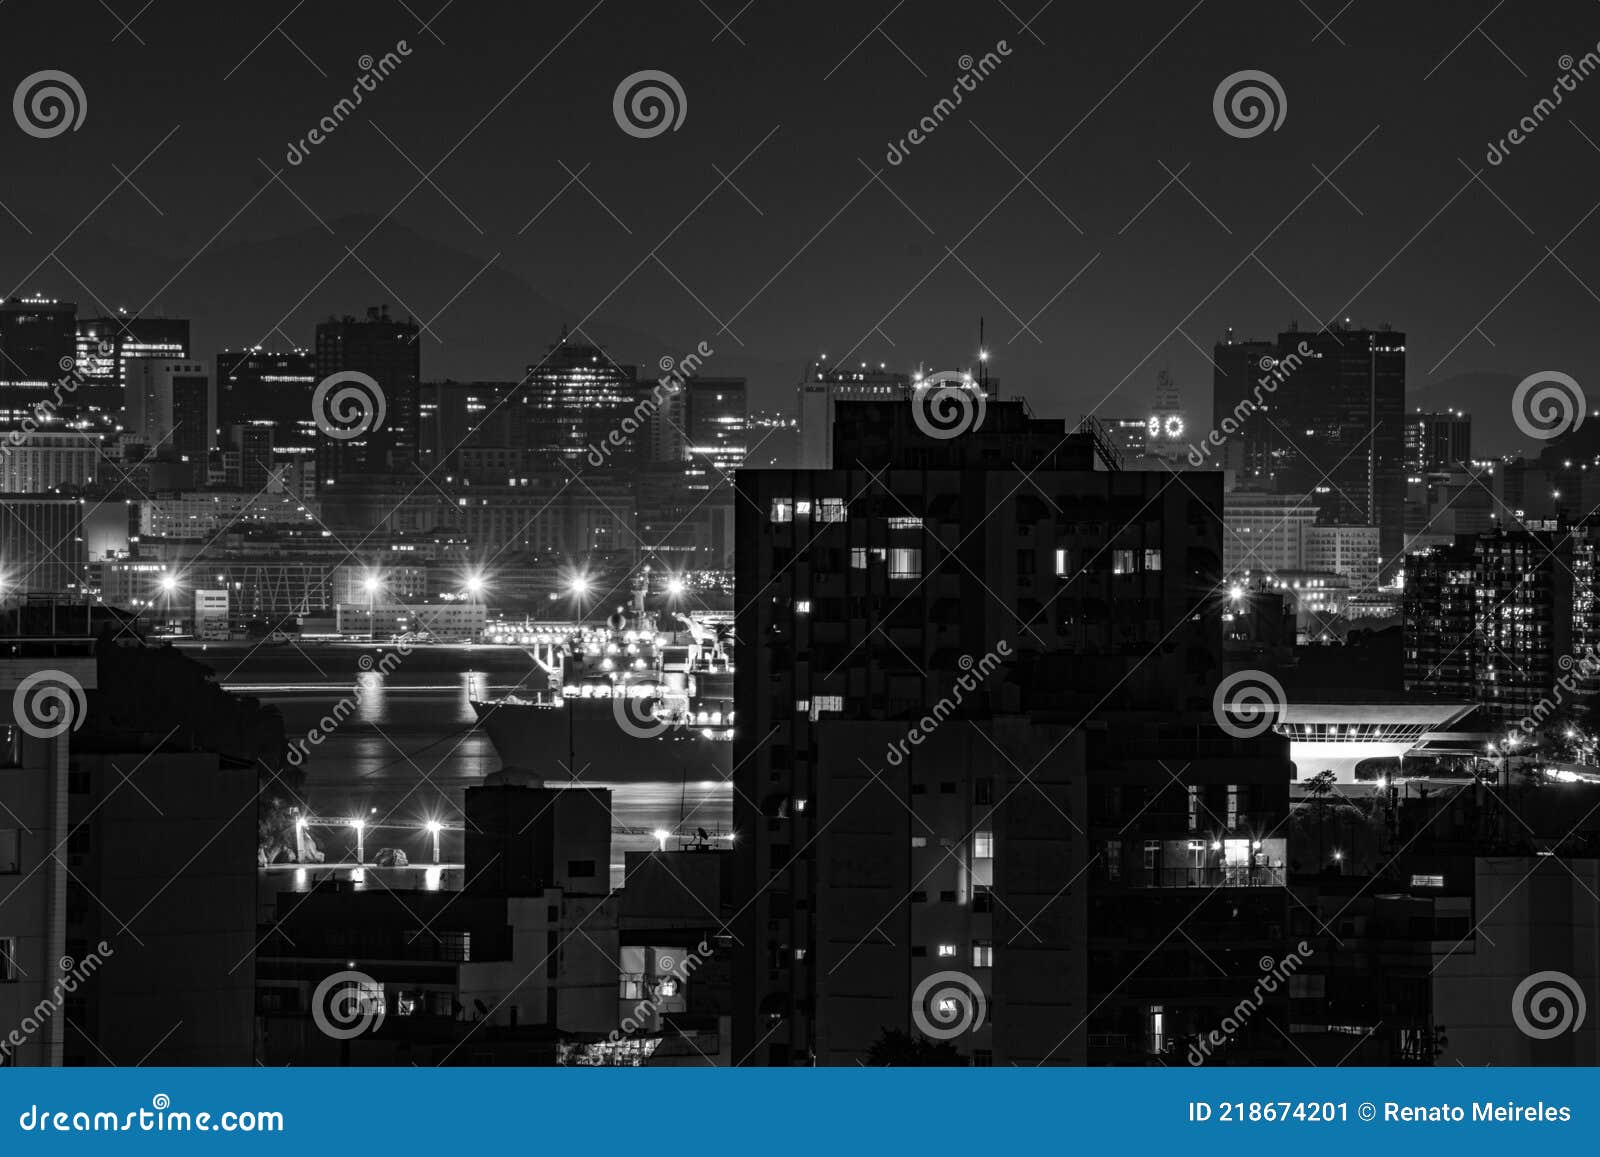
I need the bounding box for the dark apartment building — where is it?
[731,398,1284,1065]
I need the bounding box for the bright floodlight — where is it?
[666,577,686,596]
[464,573,485,595]
[363,574,381,594]
[159,574,178,592]
[425,820,442,834]
[653,828,671,850]
[570,576,592,595]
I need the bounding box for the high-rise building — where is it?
[732,398,1239,1065]
[521,333,638,469]
[123,357,212,474]
[314,307,420,483]
[1405,410,1472,473]
[0,297,76,387]
[215,348,316,452]
[1222,490,1320,579]
[650,377,748,485]
[1214,324,1406,576]
[0,497,89,596]
[0,432,101,494]
[76,313,190,417]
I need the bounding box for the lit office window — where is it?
[771,498,793,523]
[850,547,867,569]
[1113,549,1136,575]
[1144,548,1162,571]
[972,941,994,968]
[937,943,958,958]
[973,830,994,859]
[1055,548,1070,577]
[818,498,847,522]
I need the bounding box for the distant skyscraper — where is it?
[123,357,213,479]
[650,377,748,484]
[1405,409,1472,473]
[1214,323,1406,577]
[522,332,637,469]
[0,297,76,387]
[76,313,190,417]
[314,306,420,483]
[215,348,316,452]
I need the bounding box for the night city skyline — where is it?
[3,0,1600,1084]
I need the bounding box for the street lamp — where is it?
[426,819,442,864]
[362,573,381,640]
[352,818,366,865]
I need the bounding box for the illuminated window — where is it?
[888,516,923,529]
[1113,549,1136,575]
[795,499,812,516]
[1055,548,1070,577]
[850,547,867,569]
[771,498,793,523]
[889,547,922,580]
[818,498,847,522]
[972,941,994,967]
[813,695,843,713]
[1144,548,1162,571]
[1410,873,1445,888]
[796,600,811,614]
[973,830,994,859]
[911,836,928,848]
[937,943,958,958]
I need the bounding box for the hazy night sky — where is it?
[2,0,1598,451]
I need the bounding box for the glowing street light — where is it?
[463,572,486,598]
[426,819,442,863]
[665,576,686,597]
[352,818,366,865]
[653,827,671,851]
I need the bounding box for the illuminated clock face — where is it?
[1147,414,1185,439]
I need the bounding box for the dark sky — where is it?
[2,0,1598,447]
